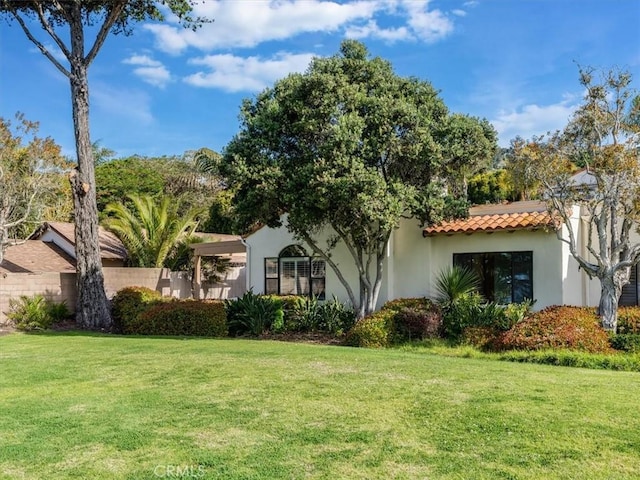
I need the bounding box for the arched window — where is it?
[265,244,326,299]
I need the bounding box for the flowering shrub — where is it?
[498,306,611,353]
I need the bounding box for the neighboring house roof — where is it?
[0,240,76,273]
[193,232,243,243]
[30,222,127,261]
[191,238,246,260]
[423,201,555,237]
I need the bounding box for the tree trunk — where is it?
[598,275,620,332]
[68,30,111,330]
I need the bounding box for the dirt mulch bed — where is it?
[0,324,16,336]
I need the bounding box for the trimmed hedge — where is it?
[126,300,228,337]
[111,286,162,333]
[498,306,611,353]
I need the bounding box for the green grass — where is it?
[397,339,640,371]
[1,333,639,479]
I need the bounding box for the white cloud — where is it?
[404,0,453,42]
[145,0,379,53]
[144,0,456,53]
[346,21,411,42]
[452,9,467,17]
[91,83,154,125]
[491,98,577,146]
[30,43,67,63]
[123,54,171,88]
[184,52,314,92]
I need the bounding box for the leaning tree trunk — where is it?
[68,29,111,330]
[598,274,620,332]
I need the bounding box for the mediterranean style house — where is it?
[243,200,640,311]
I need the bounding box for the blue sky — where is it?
[1,0,639,159]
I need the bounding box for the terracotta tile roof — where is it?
[423,201,556,237]
[31,222,127,260]
[0,241,76,273]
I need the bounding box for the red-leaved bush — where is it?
[498,306,612,353]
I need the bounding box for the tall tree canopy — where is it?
[224,40,497,319]
[0,114,68,266]
[0,1,205,329]
[517,67,640,332]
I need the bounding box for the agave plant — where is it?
[435,265,481,305]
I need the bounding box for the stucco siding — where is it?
[418,229,564,309]
[246,216,570,311]
[245,219,389,308]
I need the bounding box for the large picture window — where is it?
[265,245,326,299]
[453,251,533,303]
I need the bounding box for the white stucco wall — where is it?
[421,229,565,309]
[245,217,390,309]
[245,215,575,311]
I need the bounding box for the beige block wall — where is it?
[0,266,247,323]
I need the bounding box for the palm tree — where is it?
[103,194,202,268]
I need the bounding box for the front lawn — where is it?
[1,333,639,479]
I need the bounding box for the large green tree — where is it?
[95,156,166,214]
[224,40,497,319]
[95,153,225,228]
[0,1,205,329]
[518,67,640,332]
[0,114,68,265]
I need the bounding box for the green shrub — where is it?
[260,295,355,335]
[344,310,395,348]
[7,295,70,331]
[318,297,356,336]
[111,286,162,333]
[617,307,640,334]
[126,300,227,337]
[225,291,283,336]
[441,292,484,339]
[288,296,323,332]
[610,334,640,353]
[442,294,532,341]
[499,306,611,353]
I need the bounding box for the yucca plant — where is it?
[435,266,481,306]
